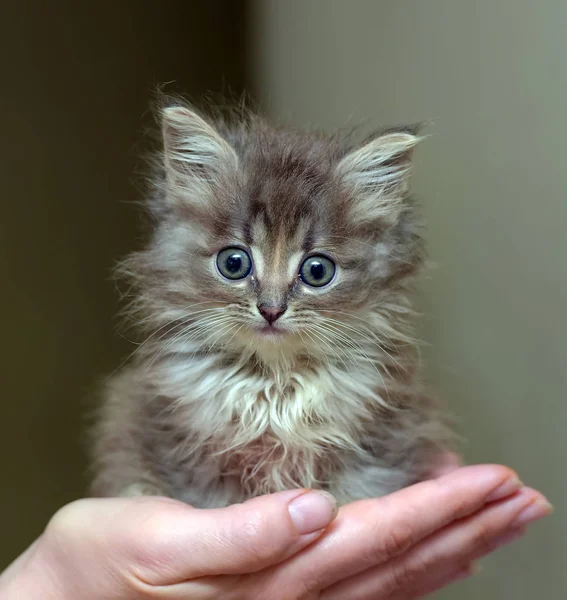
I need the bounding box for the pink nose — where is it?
[257,304,287,324]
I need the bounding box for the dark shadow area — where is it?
[0,1,249,567]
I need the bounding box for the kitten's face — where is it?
[131,106,424,362]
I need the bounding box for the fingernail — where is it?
[288,490,338,535]
[511,499,553,527]
[485,476,523,502]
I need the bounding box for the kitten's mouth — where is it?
[257,325,286,338]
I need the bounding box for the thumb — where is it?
[123,489,338,585]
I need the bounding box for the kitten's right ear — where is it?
[161,106,238,190]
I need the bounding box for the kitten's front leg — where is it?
[330,410,454,505]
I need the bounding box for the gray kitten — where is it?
[91,102,452,507]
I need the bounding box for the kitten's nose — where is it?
[257,303,287,324]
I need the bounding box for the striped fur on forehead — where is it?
[248,218,310,276]
[240,127,347,234]
[156,102,421,239]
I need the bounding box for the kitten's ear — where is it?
[336,130,421,223]
[161,105,238,188]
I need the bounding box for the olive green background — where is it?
[2,2,565,597]
[253,1,566,598]
[0,1,248,569]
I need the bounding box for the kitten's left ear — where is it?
[336,130,421,223]
[161,105,238,187]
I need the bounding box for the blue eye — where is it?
[217,247,252,280]
[299,255,336,287]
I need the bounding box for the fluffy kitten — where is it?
[91,102,452,507]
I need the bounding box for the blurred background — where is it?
[1,1,564,598]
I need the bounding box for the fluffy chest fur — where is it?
[145,351,393,497]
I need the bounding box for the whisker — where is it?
[317,308,418,345]
[144,314,239,368]
[311,317,419,383]
[304,326,351,372]
[308,319,410,397]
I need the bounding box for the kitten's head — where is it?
[126,104,426,364]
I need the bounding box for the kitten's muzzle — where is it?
[257,303,287,324]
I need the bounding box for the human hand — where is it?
[269,463,551,599]
[0,465,551,599]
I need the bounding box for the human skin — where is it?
[0,463,552,599]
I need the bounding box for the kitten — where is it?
[90,101,452,507]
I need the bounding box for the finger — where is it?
[322,487,550,600]
[267,464,521,594]
[404,562,478,599]
[45,489,337,591]
[117,489,337,585]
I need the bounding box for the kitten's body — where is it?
[91,103,451,507]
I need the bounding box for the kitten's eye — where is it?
[299,255,336,287]
[217,247,252,280]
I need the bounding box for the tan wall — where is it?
[0,1,247,568]
[253,1,566,598]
